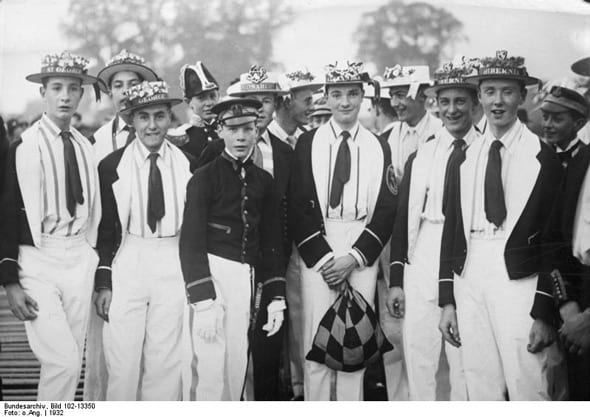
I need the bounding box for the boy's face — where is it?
[110,71,142,112]
[437,87,476,139]
[132,104,172,152]
[326,84,363,127]
[288,88,315,126]
[219,120,259,160]
[541,109,582,148]
[389,86,425,124]
[41,76,84,125]
[187,89,220,122]
[479,78,526,131]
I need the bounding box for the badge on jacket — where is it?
[386,164,398,196]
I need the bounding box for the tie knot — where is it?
[341,131,351,141]
[490,140,504,151]
[60,131,73,141]
[148,152,159,162]
[452,139,466,149]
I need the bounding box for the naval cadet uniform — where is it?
[0,115,101,400]
[180,150,286,401]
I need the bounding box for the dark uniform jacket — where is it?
[167,123,218,161]
[179,151,286,304]
[197,132,294,263]
[289,126,398,269]
[438,132,563,325]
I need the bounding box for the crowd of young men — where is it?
[0,48,589,401]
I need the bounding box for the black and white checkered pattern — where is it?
[306,282,393,372]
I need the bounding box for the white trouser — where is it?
[191,254,253,401]
[103,235,185,401]
[455,237,553,400]
[378,240,409,401]
[402,221,466,400]
[82,294,108,400]
[301,219,378,401]
[19,234,98,401]
[286,245,305,398]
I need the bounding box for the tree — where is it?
[354,0,466,72]
[62,0,292,97]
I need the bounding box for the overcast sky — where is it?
[1,0,589,116]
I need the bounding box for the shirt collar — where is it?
[116,115,129,135]
[328,119,360,145]
[40,114,66,142]
[259,129,272,146]
[485,118,522,155]
[134,139,170,168]
[555,138,580,153]
[401,111,430,139]
[268,119,304,143]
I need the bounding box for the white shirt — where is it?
[476,117,488,134]
[387,112,442,181]
[267,119,304,149]
[127,140,185,238]
[421,126,479,223]
[37,114,94,237]
[257,130,275,177]
[326,121,368,221]
[470,120,523,238]
[93,116,133,162]
[579,121,590,145]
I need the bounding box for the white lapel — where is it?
[311,123,332,219]
[112,144,136,235]
[504,127,541,236]
[406,139,436,259]
[460,136,486,243]
[16,125,43,247]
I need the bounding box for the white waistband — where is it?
[40,233,87,249]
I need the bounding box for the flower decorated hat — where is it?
[324,61,380,98]
[211,97,262,127]
[381,65,432,99]
[97,49,158,92]
[425,56,479,97]
[179,61,219,98]
[228,65,288,96]
[120,81,182,115]
[466,50,539,86]
[280,68,323,93]
[26,50,100,85]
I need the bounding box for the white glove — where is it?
[193,300,223,343]
[262,299,286,337]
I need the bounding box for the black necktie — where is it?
[147,152,165,233]
[329,131,351,209]
[124,125,136,145]
[556,142,579,167]
[442,139,466,216]
[484,140,506,228]
[60,131,84,217]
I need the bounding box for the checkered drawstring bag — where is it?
[305,281,393,372]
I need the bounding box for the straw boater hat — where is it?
[465,50,539,86]
[540,85,588,119]
[280,69,323,93]
[120,81,182,116]
[425,57,479,97]
[211,97,262,126]
[380,65,432,99]
[96,49,158,92]
[228,65,288,96]
[179,61,219,98]
[571,57,590,77]
[26,50,104,98]
[324,61,380,98]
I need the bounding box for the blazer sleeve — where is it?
[0,140,26,286]
[352,138,398,266]
[179,167,216,303]
[259,172,287,299]
[93,156,123,290]
[288,132,333,268]
[389,151,417,288]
